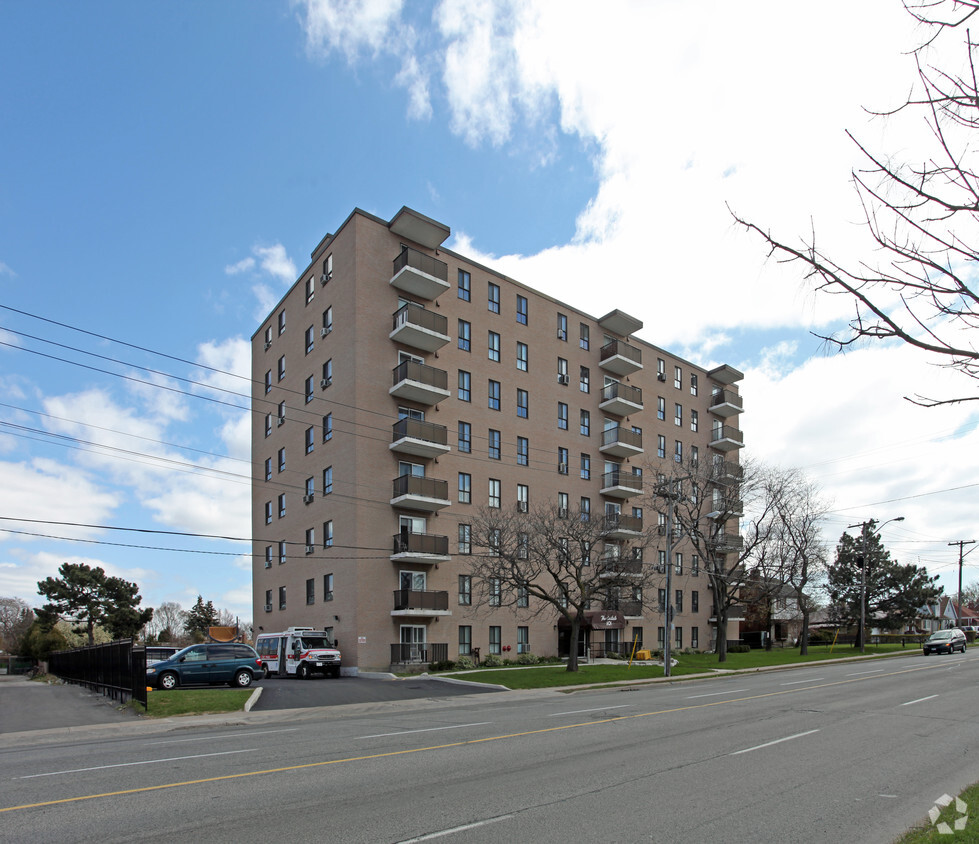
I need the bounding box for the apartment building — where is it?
[251,206,744,672]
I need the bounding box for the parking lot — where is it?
[250,674,502,710]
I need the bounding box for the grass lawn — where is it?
[894,782,979,842]
[441,643,927,690]
[142,687,254,718]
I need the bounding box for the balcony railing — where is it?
[600,470,643,496]
[606,600,643,617]
[600,381,643,411]
[393,247,448,282]
[709,389,744,417]
[391,247,449,300]
[604,513,643,534]
[391,474,449,503]
[390,302,449,352]
[390,642,448,665]
[600,559,643,577]
[393,589,449,611]
[390,359,450,405]
[709,424,744,452]
[599,339,643,375]
[391,532,449,557]
[391,418,448,448]
[601,426,643,450]
[708,532,744,554]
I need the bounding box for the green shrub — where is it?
[481,653,504,667]
[728,644,751,653]
[516,652,540,665]
[455,655,475,670]
[428,660,456,672]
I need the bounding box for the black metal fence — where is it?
[48,639,147,708]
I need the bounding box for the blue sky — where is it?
[2,0,978,623]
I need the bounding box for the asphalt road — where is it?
[2,652,978,843]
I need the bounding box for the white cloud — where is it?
[253,244,297,283]
[224,256,256,275]
[0,261,14,278]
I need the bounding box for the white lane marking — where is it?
[358,722,491,739]
[686,689,749,699]
[149,728,299,745]
[548,705,633,717]
[900,695,939,707]
[780,678,824,686]
[846,669,884,676]
[397,814,514,842]
[18,749,258,779]
[730,730,820,756]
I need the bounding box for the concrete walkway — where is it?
[0,674,138,736]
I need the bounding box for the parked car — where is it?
[146,643,264,689]
[923,628,967,655]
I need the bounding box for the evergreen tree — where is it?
[183,595,219,639]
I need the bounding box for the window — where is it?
[557,313,568,340]
[305,476,315,497]
[692,591,699,612]
[458,370,471,402]
[323,253,333,283]
[278,310,286,336]
[458,269,471,301]
[323,465,333,495]
[264,458,272,482]
[488,429,501,460]
[264,413,272,438]
[675,440,683,460]
[658,589,667,612]
[458,319,471,351]
[691,445,699,466]
[580,496,590,521]
[277,355,285,381]
[279,540,287,564]
[322,413,332,442]
[459,625,472,656]
[557,357,568,383]
[459,575,472,606]
[675,552,683,575]
[558,402,568,430]
[488,331,500,361]
[264,501,272,525]
[518,626,530,654]
[517,436,529,466]
[517,483,529,510]
[488,478,501,508]
[690,373,698,396]
[657,626,665,646]
[277,448,285,473]
[558,491,569,515]
[657,435,666,459]
[305,325,315,354]
[558,447,569,473]
[580,409,590,436]
[516,294,528,325]
[579,323,590,350]
[458,421,471,453]
[305,426,315,454]
[489,626,502,654]
[322,358,333,387]
[675,627,683,649]
[516,341,528,372]
[488,379,500,410]
[692,554,700,576]
[264,370,272,394]
[517,582,529,607]
[322,306,333,334]
[580,366,590,393]
[657,397,666,420]
[488,281,500,313]
[264,545,272,567]
[264,325,272,347]
[458,523,471,554]
[278,586,287,610]
[323,520,333,548]
[305,529,315,554]
[277,494,286,518]
[458,473,471,504]
[305,276,315,304]
[674,403,682,427]
[580,453,591,480]
[691,627,699,649]
[675,589,683,613]
[691,410,699,433]
[517,388,528,418]
[674,365,682,390]
[324,573,334,601]
[489,577,501,606]
[303,376,313,404]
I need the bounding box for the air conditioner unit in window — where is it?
[264,340,271,351]
[558,463,568,474]
[320,273,331,285]
[303,493,314,504]
[516,501,528,513]
[305,545,315,554]
[320,377,332,389]
[558,508,569,519]
[265,561,272,569]
[321,326,332,337]
[557,329,567,340]
[657,373,666,382]
[264,603,273,612]
[557,374,570,385]
[277,416,286,426]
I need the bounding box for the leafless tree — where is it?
[732,1,979,406]
[467,504,658,672]
[144,600,185,643]
[0,597,34,653]
[652,457,789,662]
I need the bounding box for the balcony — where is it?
[390,474,450,512]
[708,531,744,555]
[711,496,744,517]
[599,339,643,377]
[390,359,450,406]
[599,559,643,578]
[390,642,448,665]
[713,460,744,486]
[391,532,450,565]
[598,309,643,337]
[606,600,643,618]
[709,604,746,623]
[600,470,643,499]
[604,513,643,538]
[391,589,451,617]
[709,424,744,452]
[599,381,643,416]
[389,302,449,353]
[709,389,743,418]
[600,425,643,458]
[390,247,449,300]
[390,418,450,459]
[708,364,744,386]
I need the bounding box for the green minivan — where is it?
[146,643,264,690]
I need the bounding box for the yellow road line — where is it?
[0,661,947,814]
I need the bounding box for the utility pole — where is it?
[662,478,677,678]
[948,540,976,626]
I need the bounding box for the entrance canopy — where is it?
[557,611,625,630]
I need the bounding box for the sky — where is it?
[1,0,977,624]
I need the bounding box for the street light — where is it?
[846,516,905,654]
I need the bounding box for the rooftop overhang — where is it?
[389,207,450,249]
[708,364,744,385]
[598,310,643,337]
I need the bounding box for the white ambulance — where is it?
[255,627,342,679]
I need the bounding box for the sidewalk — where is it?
[0,674,139,734]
